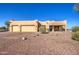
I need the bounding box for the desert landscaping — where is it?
[0,31,79,55]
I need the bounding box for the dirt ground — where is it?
[0,31,79,55]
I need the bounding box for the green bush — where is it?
[0,27,7,32]
[72,32,79,41]
[72,26,79,32]
[39,25,46,33]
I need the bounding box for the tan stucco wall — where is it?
[9,20,67,32]
[47,20,67,25]
[9,21,38,32]
[10,21,38,26]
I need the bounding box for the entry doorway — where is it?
[49,25,53,31]
[54,26,59,31]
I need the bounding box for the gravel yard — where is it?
[0,31,79,55]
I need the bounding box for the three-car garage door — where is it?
[21,25,37,32]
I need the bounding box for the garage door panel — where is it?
[21,26,37,32]
[12,26,20,32]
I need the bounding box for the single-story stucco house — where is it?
[9,20,67,32]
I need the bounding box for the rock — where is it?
[33,36,36,37]
[22,37,27,40]
[37,34,39,36]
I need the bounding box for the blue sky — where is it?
[0,3,79,29]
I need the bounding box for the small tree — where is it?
[5,21,10,30]
[72,26,79,32]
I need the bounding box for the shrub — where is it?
[39,25,46,33]
[72,32,79,41]
[0,27,7,32]
[72,26,79,32]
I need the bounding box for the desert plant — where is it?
[72,26,79,32]
[72,32,79,41]
[39,25,46,33]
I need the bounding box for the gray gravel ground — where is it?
[0,31,79,55]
